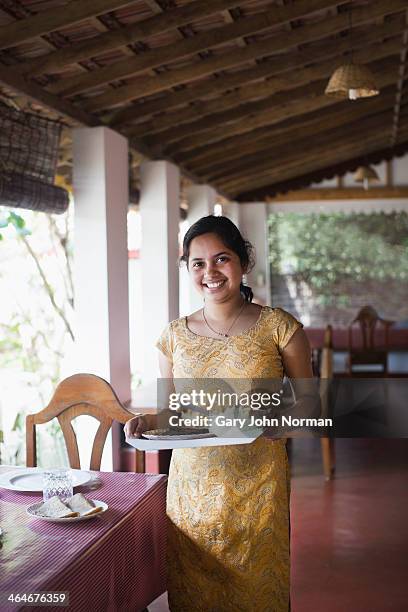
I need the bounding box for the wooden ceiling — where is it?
[0,0,408,202]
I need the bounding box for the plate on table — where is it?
[0,468,92,492]
[26,499,108,523]
[142,428,215,441]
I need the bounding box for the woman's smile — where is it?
[202,278,227,292]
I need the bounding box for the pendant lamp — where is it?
[325,2,379,100]
[354,165,380,190]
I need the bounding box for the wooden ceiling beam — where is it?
[267,187,408,201]
[50,0,342,97]
[224,130,408,193]
[220,129,408,195]
[82,0,407,113]
[0,63,99,126]
[129,39,400,143]
[109,12,406,126]
[211,109,396,187]
[19,0,244,77]
[181,90,397,171]
[233,138,408,201]
[157,59,398,156]
[198,95,397,180]
[0,0,135,50]
[222,138,390,195]
[390,12,408,145]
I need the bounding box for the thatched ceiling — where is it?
[0,0,407,202]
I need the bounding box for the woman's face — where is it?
[188,232,245,303]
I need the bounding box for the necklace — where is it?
[202,299,246,338]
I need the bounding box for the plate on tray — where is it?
[0,468,92,492]
[142,428,215,441]
[26,499,108,522]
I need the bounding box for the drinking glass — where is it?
[42,468,73,502]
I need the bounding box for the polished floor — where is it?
[149,438,408,611]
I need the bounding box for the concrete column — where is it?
[182,185,217,314]
[73,126,130,470]
[238,203,271,305]
[222,201,240,228]
[139,160,180,392]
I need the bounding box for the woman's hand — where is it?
[124,414,156,438]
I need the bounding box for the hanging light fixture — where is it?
[354,165,380,190]
[325,2,380,100]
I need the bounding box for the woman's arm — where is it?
[281,328,313,378]
[124,351,175,438]
[280,328,320,422]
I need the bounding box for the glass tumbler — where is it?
[42,468,73,502]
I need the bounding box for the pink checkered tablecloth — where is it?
[0,469,167,612]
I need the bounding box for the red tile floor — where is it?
[149,439,408,611]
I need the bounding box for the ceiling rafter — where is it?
[126,38,401,143]
[81,0,406,113]
[234,140,408,201]
[197,95,398,180]
[154,58,398,156]
[49,0,342,97]
[224,136,398,196]
[221,126,408,195]
[0,0,135,50]
[212,108,397,188]
[390,9,408,145]
[177,87,398,169]
[109,12,406,126]
[18,0,242,77]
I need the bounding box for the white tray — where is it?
[126,435,257,450]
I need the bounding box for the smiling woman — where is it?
[124,215,313,612]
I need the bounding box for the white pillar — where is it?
[238,203,271,306]
[73,126,130,470]
[182,185,217,314]
[139,161,180,395]
[222,201,240,228]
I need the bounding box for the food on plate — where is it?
[143,427,210,437]
[35,496,79,518]
[67,493,103,516]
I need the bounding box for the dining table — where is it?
[0,465,167,611]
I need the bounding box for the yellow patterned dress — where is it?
[156,306,302,612]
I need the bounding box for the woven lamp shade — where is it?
[325,63,379,99]
[354,165,380,183]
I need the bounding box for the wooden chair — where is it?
[26,373,144,471]
[320,325,335,480]
[347,306,393,376]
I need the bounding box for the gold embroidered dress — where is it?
[156,306,302,612]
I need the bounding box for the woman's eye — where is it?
[216,256,228,263]
[192,261,203,268]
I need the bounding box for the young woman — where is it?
[124,215,313,611]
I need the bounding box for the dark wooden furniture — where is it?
[347,306,394,376]
[320,325,335,480]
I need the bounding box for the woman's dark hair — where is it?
[180,215,255,302]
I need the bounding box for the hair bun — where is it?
[240,282,254,303]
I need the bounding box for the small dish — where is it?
[26,499,108,522]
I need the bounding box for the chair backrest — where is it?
[348,305,392,351]
[26,373,134,470]
[320,325,333,417]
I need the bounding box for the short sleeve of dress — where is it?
[272,308,303,352]
[155,322,174,362]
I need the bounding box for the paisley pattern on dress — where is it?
[156,307,302,612]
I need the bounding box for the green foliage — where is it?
[268,212,408,301]
[0,211,31,239]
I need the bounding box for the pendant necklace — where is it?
[202,299,246,338]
